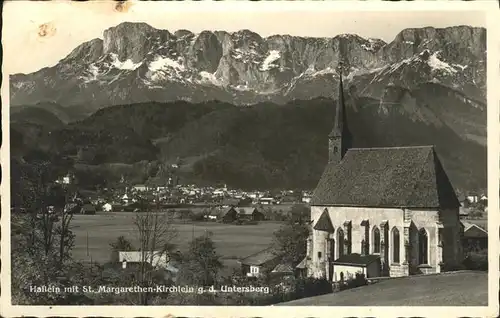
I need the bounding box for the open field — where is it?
[70,212,283,275]
[277,271,488,306]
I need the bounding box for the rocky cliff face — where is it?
[10,23,486,112]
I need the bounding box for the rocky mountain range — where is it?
[11,22,486,107]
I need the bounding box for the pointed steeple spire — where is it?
[328,61,352,164]
[329,62,346,138]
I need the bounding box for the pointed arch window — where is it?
[372,227,381,254]
[333,146,338,154]
[418,228,429,265]
[337,228,345,258]
[392,227,400,264]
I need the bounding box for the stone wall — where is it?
[408,209,440,272]
[310,206,405,260]
[308,205,461,279]
[389,263,408,277]
[440,208,464,269]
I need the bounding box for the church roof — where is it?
[313,209,335,232]
[311,146,460,209]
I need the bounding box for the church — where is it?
[299,66,464,281]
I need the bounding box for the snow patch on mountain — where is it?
[361,43,375,52]
[260,50,281,71]
[428,51,457,74]
[80,63,109,83]
[312,67,337,77]
[232,49,244,60]
[199,71,222,86]
[453,63,468,71]
[233,83,251,91]
[85,64,100,82]
[110,53,142,70]
[149,55,185,72]
[385,55,421,73]
[145,55,187,83]
[361,38,385,52]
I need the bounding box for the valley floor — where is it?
[70,212,283,275]
[277,271,488,306]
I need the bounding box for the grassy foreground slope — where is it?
[277,271,488,306]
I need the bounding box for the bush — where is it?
[339,273,368,291]
[463,250,488,271]
[440,261,466,272]
[293,277,332,299]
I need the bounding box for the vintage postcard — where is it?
[1,0,499,317]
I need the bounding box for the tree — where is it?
[468,206,484,218]
[10,162,90,305]
[289,204,310,224]
[109,235,134,262]
[273,221,310,267]
[133,210,178,305]
[177,231,223,287]
[172,232,224,305]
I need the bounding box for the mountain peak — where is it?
[103,22,172,63]
[62,38,104,64]
[104,21,159,34]
[174,29,194,38]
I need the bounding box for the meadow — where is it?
[70,212,284,275]
[278,271,488,306]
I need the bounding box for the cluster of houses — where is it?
[203,206,265,223]
[458,192,488,218]
[55,176,313,214]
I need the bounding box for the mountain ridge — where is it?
[11,97,486,193]
[10,23,486,109]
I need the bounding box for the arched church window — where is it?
[392,227,400,264]
[333,146,338,154]
[373,227,381,254]
[337,229,344,258]
[418,228,428,265]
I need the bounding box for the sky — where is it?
[2,0,488,75]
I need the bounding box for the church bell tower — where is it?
[328,62,352,164]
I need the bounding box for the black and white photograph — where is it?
[1,1,498,317]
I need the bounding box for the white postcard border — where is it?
[1,1,499,317]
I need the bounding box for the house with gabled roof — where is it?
[302,64,463,282]
[239,247,281,278]
[238,207,265,221]
[332,253,381,281]
[204,207,238,223]
[461,221,487,252]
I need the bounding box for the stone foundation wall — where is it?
[418,266,437,275]
[389,264,408,277]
